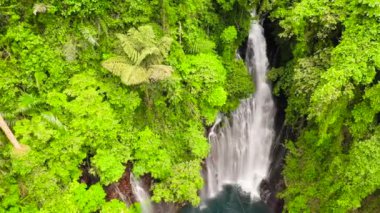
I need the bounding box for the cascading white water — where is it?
[203,18,276,200]
[130,174,152,213]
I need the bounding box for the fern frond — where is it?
[101,56,130,76]
[42,113,67,131]
[0,112,15,128]
[116,33,139,64]
[80,26,98,46]
[128,26,158,54]
[159,36,173,57]
[186,38,215,54]
[148,65,173,81]
[136,25,156,42]
[131,26,156,49]
[33,3,48,15]
[16,94,41,114]
[136,46,161,67]
[102,57,150,85]
[63,38,77,62]
[120,66,149,85]
[97,18,109,37]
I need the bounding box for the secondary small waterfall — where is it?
[130,174,152,213]
[203,18,276,200]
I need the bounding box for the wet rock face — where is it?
[260,179,285,213]
[262,16,293,69]
[105,165,153,206]
[259,124,286,213]
[78,158,136,205]
[105,167,135,204]
[264,105,287,213]
[79,156,100,186]
[258,15,292,213]
[152,202,179,213]
[260,152,286,213]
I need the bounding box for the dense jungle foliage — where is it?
[0,0,254,212]
[267,0,380,212]
[0,0,379,212]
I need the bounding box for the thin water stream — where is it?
[130,174,152,213]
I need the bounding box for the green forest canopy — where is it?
[0,0,379,212]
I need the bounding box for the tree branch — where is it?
[0,114,22,150]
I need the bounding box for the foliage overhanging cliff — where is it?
[266,0,380,212]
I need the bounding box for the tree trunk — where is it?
[0,114,22,150]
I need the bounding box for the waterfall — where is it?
[130,174,152,213]
[203,18,276,200]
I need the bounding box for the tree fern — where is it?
[102,25,173,86]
